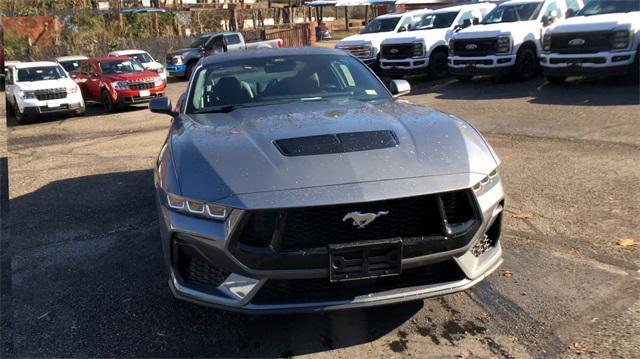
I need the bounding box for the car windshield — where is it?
[577,0,640,15]
[99,59,145,74]
[482,2,543,24]
[16,66,66,82]
[187,54,391,114]
[59,60,82,73]
[190,35,210,48]
[361,17,402,33]
[410,11,460,30]
[129,52,154,63]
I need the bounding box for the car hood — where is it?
[167,48,200,58]
[141,61,163,70]
[15,78,77,91]
[453,21,537,39]
[337,32,398,48]
[547,12,640,34]
[102,71,159,81]
[381,28,452,45]
[169,100,498,205]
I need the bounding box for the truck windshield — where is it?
[482,2,543,24]
[99,60,145,74]
[129,52,154,63]
[361,17,402,33]
[187,54,391,114]
[59,60,82,73]
[16,66,66,82]
[410,11,460,30]
[190,35,210,48]
[577,0,640,15]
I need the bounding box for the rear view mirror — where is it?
[462,19,472,29]
[149,96,175,115]
[473,17,480,25]
[265,58,297,73]
[389,79,411,97]
[542,15,550,26]
[398,26,407,33]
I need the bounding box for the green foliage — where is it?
[4,32,31,60]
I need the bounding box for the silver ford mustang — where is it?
[150,47,504,313]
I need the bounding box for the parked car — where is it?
[149,48,504,313]
[5,61,85,123]
[74,56,165,113]
[335,9,432,68]
[165,31,283,79]
[378,3,496,79]
[540,0,640,83]
[56,55,89,74]
[448,0,584,81]
[108,49,167,84]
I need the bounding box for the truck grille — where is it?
[336,44,372,59]
[230,190,481,270]
[128,79,155,90]
[452,38,498,57]
[549,31,612,54]
[381,43,415,59]
[35,88,67,101]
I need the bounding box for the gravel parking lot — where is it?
[3,75,639,358]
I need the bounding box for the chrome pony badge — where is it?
[568,38,586,46]
[343,211,389,229]
[465,43,478,50]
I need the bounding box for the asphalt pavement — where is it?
[2,75,639,358]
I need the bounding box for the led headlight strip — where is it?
[165,192,229,220]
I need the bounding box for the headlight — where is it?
[496,36,512,54]
[542,33,551,52]
[112,81,129,90]
[67,86,79,94]
[165,191,230,220]
[173,55,183,65]
[157,67,165,74]
[154,77,163,87]
[610,30,630,50]
[472,167,500,197]
[412,42,425,57]
[20,91,36,99]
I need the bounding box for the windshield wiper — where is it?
[194,104,252,114]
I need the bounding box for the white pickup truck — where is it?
[335,9,430,69]
[448,0,584,81]
[378,3,496,79]
[540,0,640,83]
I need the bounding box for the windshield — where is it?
[99,59,145,74]
[410,11,459,30]
[187,54,391,114]
[190,35,211,48]
[128,52,154,63]
[482,2,543,24]
[59,60,81,73]
[16,66,66,82]
[577,0,640,15]
[361,17,402,33]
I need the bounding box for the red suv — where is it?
[74,56,165,112]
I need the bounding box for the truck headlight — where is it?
[172,55,183,65]
[611,30,630,50]
[20,91,36,99]
[542,34,551,52]
[67,86,79,94]
[157,67,165,74]
[496,36,512,54]
[472,168,500,197]
[112,81,129,90]
[412,42,425,57]
[165,191,230,220]
[154,77,163,87]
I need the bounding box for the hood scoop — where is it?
[274,130,399,157]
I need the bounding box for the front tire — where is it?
[546,75,566,84]
[512,46,537,81]
[101,89,116,113]
[428,50,449,79]
[12,97,25,124]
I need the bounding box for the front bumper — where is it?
[158,176,505,313]
[18,93,85,116]
[448,54,516,76]
[166,64,187,77]
[379,57,429,75]
[114,86,165,105]
[540,50,636,76]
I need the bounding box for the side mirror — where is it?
[398,25,407,33]
[389,79,411,97]
[542,15,550,26]
[565,9,576,18]
[149,96,175,115]
[462,19,472,29]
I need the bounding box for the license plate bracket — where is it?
[329,238,402,282]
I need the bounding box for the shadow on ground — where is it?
[7,169,420,357]
[6,104,150,127]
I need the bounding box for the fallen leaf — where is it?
[509,336,518,343]
[37,312,49,320]
[512,213,532,219]
[502,270,513,277]
[616,238,637,247]
[570,341,585,354]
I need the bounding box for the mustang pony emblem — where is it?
[343,211,389,229]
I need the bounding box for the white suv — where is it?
[540,0,639,83]
[5,61,85,123]
[108,49,167,84]
[448,0,584,81]
[379,3,495,79]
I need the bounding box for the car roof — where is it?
[501,0,544,5]
[109,49,149,56]
[56,55,89,61]
[14,61,61,69]
[432,3,494,13]
[91,56,139,62]
[198,31,239,37]
[200,47,348,66]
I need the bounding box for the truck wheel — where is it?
[456,75,473,82]
[6,96,14,116]
[512,47,537,81]
[12,97,26,124]
[429,50,449,79]
[101,89,116,113]
[546,75,566,84]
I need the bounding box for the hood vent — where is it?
[274,130,399,157]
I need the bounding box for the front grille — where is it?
[35,88,67,101]
[337,45,372,59]
[550,31,612,54]
[128,80,155,90]
[251,260,465,305]
[452,38,498,57]
[381,43,415,59]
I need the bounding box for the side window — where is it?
[6,68,12,85]
[543,0,560,20]
[226,34,241,45]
